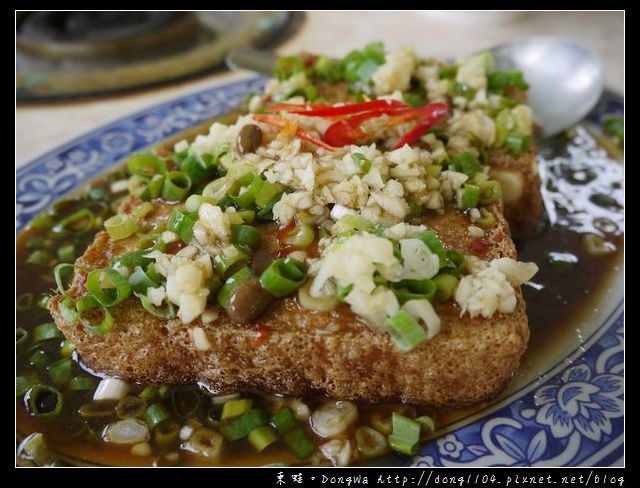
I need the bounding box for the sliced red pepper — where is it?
[322,104,447,147]
[390,102,449,150]
[469,237,490,256]
[276,220,296,243]
[276,245,296,258]
[268,99,407,117]
[253,114,336,151]
[322,121,368,147]
[251,325,271,346]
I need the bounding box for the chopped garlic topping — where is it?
[191,327,211,351]
[455,258,538,318]
[399,238,440,280]
[373,47,417,95]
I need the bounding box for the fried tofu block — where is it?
[49,198,528,408]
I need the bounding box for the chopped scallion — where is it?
[384,310,428,351]
[259,257,307,297]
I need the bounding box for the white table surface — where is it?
[15,11,624,168]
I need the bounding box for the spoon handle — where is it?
[226,47,278,74]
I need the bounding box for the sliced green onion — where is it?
[270,408,296,434]
[33,322,63,342]
[26,236,52,250]
[139,386,157,402]
[488,70,529,93]
[185,194,217,213]
[53,263,75,296]
[505,132,532,155]
[259,258,307,297]
[60,340,76,358]
[273,55,306,81]
[26,384,63,417]
[459,184,480,209]
[391,279,436,305]
[134,291,175,319]
[110,249,153,269]
[140,174,165,201]
[387,412,420,456]
[221,398,253,421]
[75,296,115,335]
[17,327,29,356]
[68,376,98,391]
[78,401,116,418]
[104,214,138,241]
[26,250,52,267]
[448,81,476,100]
[282,427,314,459]
[128,266,160,294]
[36,293,50,309]
[221,408,268,441]
[355,426,388,457]
[29,213,54,230]
[29,349,49,368]
[478,180,503,205]
[444,250,465,276]
[213,247,250,279]
[402,92,425,108]
[477,207,497,228]
[86,268,132,307]
[340,214,374,232]
[52,208,95,236]
[415,415,436,435]
[46,358,73,386]
[17,293,34,311]
[415,231,448,267]
[171,386,201,418]
[59,298,79,324]
[603,114,624,146]
[145,403,171,429]
[351,153,372,173]
[254,180,283,209]
[297,280,339,312]
[162,171,192,202]
[167,209,198,243]
[116,396,147,419]
[384,310,428,351]
[16,372,39,397]
[132,202,153,219]
[231,224,261,250]
[217,267,256,308]
[433,273,459,302]
[336,282,354,302]
[127,153,167,178]
[155,420,180,445]
[57,243,76,262]
[281,221,315,248]
[450,152,482,177]
[185,428,223,459]
[128,175,147,197]
[248,425,278,451]
[180,151,214,187]
[230,173,263,209]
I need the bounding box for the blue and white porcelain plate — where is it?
[15,75,624,467]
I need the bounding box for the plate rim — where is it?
[15,75,624,467]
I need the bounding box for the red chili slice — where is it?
[268,99,407,117]
[253,114,336,151]
[469,237,490,256]
[391,102,449,150]
[251,325,271,346]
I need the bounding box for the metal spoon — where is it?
[488,37,604,137]
[226,37,604,137]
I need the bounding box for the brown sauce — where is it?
[16,121,623,466]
